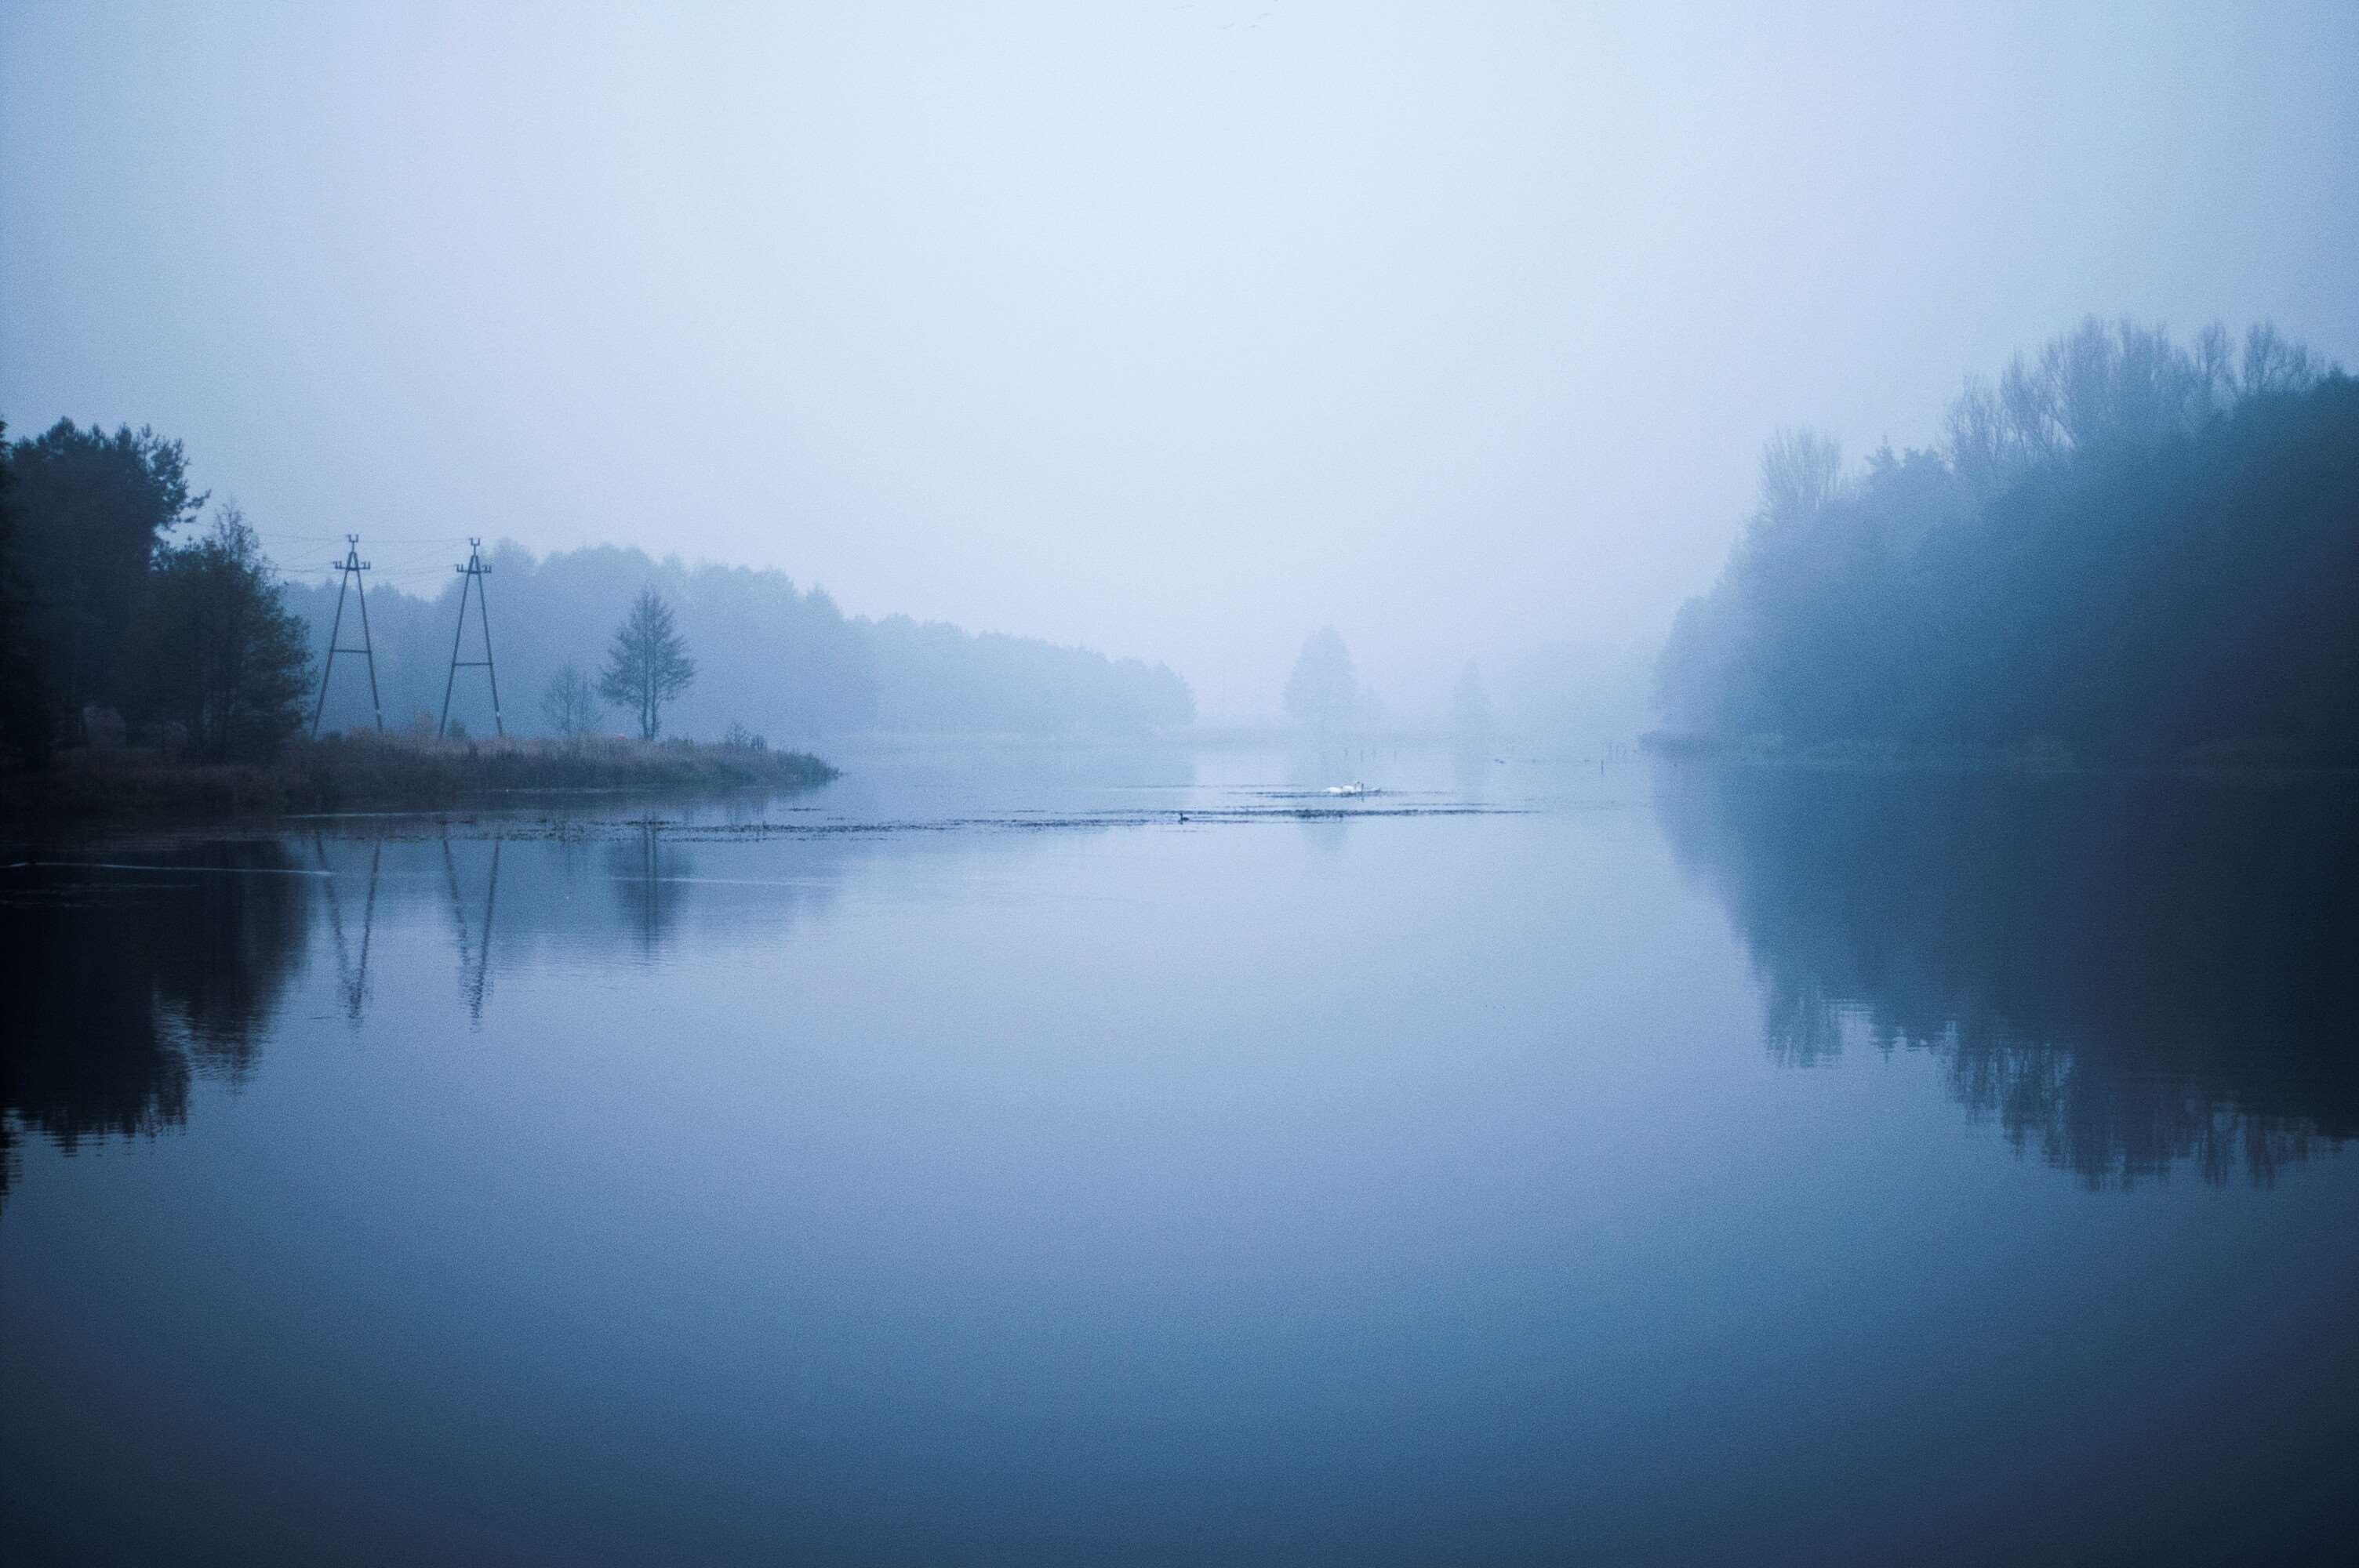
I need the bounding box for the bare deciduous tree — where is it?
[540,663,601,738]
[2241,321,2324,398]
[1757,428,1845,526]
[1944,317,2329,498]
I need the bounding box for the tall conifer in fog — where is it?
[599,588,696,740]
[1283,626,1359,733]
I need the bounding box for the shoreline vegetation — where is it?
[1638,729,2359,772]
[0,731,838,825]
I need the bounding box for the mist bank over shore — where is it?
[289,542,1195,744]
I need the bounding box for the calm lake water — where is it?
[5,749,2356,1564]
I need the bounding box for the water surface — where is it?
[5,749,2355,1563]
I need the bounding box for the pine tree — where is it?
[598,588,696,740]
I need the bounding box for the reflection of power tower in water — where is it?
[442,834,502,1025]
[314,835,383,1023]
[439,538,503,739]
[311,535,384,737]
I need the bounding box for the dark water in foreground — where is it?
[5,750,2356,1565]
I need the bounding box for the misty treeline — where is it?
[0,416,1195,768]
[1276,620,1647,745]
[293,544,1195,742]
[1658,319,2358,760]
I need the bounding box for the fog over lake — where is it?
[6,753,2356,1563]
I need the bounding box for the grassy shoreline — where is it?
[0,733,838,825]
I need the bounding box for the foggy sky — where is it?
[5,2,2355,719]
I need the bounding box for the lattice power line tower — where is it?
[311,535,385,737]
[439,538,505,738]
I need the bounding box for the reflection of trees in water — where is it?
[1657,768,2359,1187]
[1934,1022,2321,1188]
[1448,745,1497,804]
[0,816,948,1206]
[605,824,693,957]
[0,843,312,1210]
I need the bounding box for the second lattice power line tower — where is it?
[439,538,505,739]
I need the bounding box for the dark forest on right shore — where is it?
[1656,319,2357,764]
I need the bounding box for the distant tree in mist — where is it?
[1283,626,1359,731]
[1657,317,2356,761]
[1450,661,1495,742]
[600,588,696,740]
[540,663,601,737]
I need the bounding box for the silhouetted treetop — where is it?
[7,419,204,721]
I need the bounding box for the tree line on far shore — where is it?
[1656,319,2358,761]
[0,420,1197,768]
[291,543,1195,746]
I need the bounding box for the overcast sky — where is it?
[5,2,2355,717]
